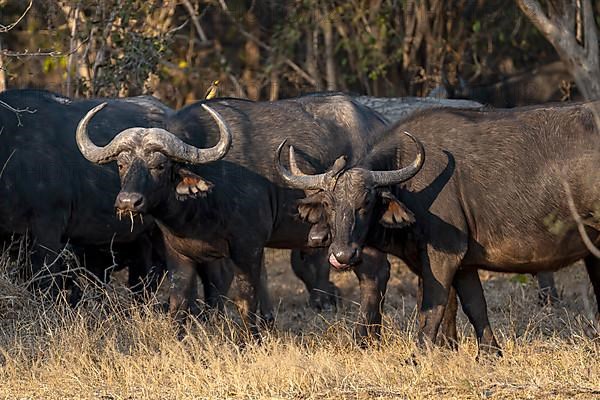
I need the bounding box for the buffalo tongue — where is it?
[328,253,351,270]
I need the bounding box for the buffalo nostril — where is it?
[132,195,144,209]
[115,192,145,211]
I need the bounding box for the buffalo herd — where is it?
[1,88,599,358]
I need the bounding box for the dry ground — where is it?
[0,249,599,399]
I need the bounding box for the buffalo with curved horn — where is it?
[76,93,401,341]
[77,102,231,166]
[278,102,600,359]
[276,130,425,268]
[0,89,175,300]
[276,130,424,191]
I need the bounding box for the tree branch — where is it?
[516,0,600,99]
[0,100,37,127]
[1,40,87,58]
[66,2,82,97]
[561,178,600,258]
[181,0,208,42]
[217,0,317,87]
[0,0,32,33]
[515,0,562,42]
[582,0,598,64]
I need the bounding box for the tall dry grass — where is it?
[0,248,599,399]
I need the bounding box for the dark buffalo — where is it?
[278,102,600,357]
[0,89,319,313]
[0,89,176,296]
[76,93,419,339]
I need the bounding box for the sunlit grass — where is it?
[0,249,598,399]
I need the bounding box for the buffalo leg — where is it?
[439,286,459,349]
[258,258,275,329]
[230,251,263,340]
[417,246,460,348]
[165,241,198,324]
[127,237,156,295]
[417,277,459,348]
[146,229,168,294]
[536,271,559,305]
[123,233,168,299]
[29,224,66,297]
[199,259,234,312]
[352,247,390,343]
[584,255,600,326]
[453,268,500,358]
[291,248,338,311]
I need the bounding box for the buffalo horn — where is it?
[275,139,347,190]
[370,131,425,187]
[143,104,232,165]
[76,103,145,164]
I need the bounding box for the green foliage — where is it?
[510,274,531,285]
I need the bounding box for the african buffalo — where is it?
[0,89,177,297]
[76,93,419,339]
[277,101,600,357]
[0,90,322,314]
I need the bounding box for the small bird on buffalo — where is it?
[204,79,220,100]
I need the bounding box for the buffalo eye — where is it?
[117,163,125,172]
[151,163,165,172]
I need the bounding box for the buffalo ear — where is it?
[297,193,325,224]
[175,167,214,201]
[379,191,415,228]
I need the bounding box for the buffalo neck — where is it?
[151,189,225,241]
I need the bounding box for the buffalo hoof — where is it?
[353,324,382,348]
[67,287,84,308]
[436,336,459,351]
[308,283,339,312]
[537,287,560,306]
[475,345,503,362]
[259,312,276,331]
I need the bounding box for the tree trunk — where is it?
[515,0,600,100]
[320,7,336,91]
[568,60,600,100]
[0,40,6,92]
[243,8,260,100]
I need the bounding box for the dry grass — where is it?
[0,249,599,399]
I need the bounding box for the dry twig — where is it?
[0,100,37,126]
[561,178,600,258]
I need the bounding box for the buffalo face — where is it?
[76,102,231,217]
[297,170,415,269]
[276,132,423,269]
[114,150,173,214]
